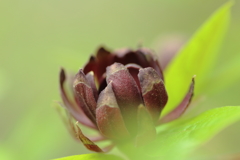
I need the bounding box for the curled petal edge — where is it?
[56,105,112,152]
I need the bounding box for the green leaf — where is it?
[202,53,240,95]
[53,153,124,160]
[144,106,240,159]
[163,1,233,115]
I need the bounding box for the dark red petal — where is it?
[60,68,74,108]
[83,47,114,84]
[125,64,142,91]
[85,71,98,100]
[75,122,103,152]
[113,48,164,81]
[135,104,156,147]
[82,55,95,75]
[96,47,111,59]
[96,82,130,140]
[113,49,149,68]
[98,77,107,94]
[74,69,97,124]
[59,69,96,129]
[159,76,195,124]
[138,67,168,122]
[60,112,102,152]
[106,63,143,135]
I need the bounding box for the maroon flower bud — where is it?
[58,47,195,152]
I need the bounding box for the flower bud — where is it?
[58,46,195,152]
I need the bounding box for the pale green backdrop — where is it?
[0,0,240,159]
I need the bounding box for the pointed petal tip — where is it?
[60,68,66,85]
[97,81,116,108]
[138,67,163,94]
[159,76,195,124]
[106,62,125,76]
[97,46,107,52]
[75,122,103,152]
[89,55,95,61]
[96,46,111,58]
[191,75,196,88]
[73,69,89,87]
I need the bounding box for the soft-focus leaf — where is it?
[202,53,240,95]
[144,106,240,159]
[0,146,14,160]
[53,153,124,160]
[163,1,232,115]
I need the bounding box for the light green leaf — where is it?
[202,53,240,95]
[53,153,124,160]
[144,106,240,159]
[163,1,233,115]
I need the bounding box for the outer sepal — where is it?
[138,67,168,122]
[73,69,97,124]
[96,82,130,140]
[75,122,103,152]
[106,63,143,135]
[59,68,96,129]
[159,76,195,124]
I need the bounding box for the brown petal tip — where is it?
[138,67,168,122]
[75,122,103,152]
[73,69,89,87]
[139,67,162,94]
[60,68,66,86]
[97,82,118,108]
[106,63,125,76]
[96,47,111,58]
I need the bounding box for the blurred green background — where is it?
[1,0,240,159]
